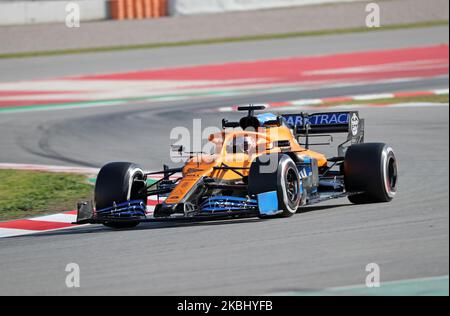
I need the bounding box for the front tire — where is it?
[95,162,146,229]
[344,143,398,204]
[249,154,301,218]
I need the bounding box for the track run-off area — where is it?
[0,26,448,295]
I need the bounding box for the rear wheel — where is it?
[344,143,398,204]
[249,154,301,218]
[95,162,146,229]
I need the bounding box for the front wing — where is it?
[74,190,355,225]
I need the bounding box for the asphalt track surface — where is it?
[0,27,448,295]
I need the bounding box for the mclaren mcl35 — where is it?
[76,105,398,228]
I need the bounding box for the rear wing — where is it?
[282,111,365,155]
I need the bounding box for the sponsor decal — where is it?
[351,113,360,136]
[299,168,312,179]
[283,113,350,127]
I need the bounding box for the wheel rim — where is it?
[387,156,398,193]
[285,167,300,203]
[128,168,145,201]
[383,147,398,198]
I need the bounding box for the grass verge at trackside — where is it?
[0,170,92,221]
[322,94,449,107]
[0,20,448,59]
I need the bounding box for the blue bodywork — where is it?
[256,113,279,127]
[257,191,280,216]
[298,156,318,194]
[95,200,147,218]
[201,196,258,212]
[283,112,350,128]
[201,194,282,216]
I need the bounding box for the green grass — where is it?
[0,20,447,59]
[0,170,93,221]
[322,94,449,107]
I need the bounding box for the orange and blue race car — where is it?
[75,105,398,228]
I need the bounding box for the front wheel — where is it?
[95,162,146,229]
[249,154,302,218]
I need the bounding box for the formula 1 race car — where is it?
[76,105,398,228]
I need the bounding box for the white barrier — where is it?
[0,0,108,25]
[168,0,361,15]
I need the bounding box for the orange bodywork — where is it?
[165,125,327,205]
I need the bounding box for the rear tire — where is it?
[95,162,146,229]
[344,143,398,204]
[249,154,301,218]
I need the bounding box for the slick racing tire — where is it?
[344,143,398,204]
[95,162,146,229]
[249,154,301,218]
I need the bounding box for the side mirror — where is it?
[222,119,240,129]
[171,145,184,155]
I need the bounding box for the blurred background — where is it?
[0,0,448,24]
[0,0,448,56]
